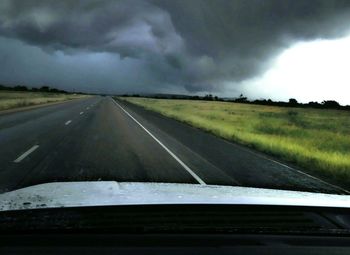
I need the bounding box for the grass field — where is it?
[0,91,87,111]
[121,97,350,183]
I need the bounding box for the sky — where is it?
[0,0,350,104]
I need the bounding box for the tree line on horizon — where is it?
[122,93,350,111]
[0,84,84,94]
[3,83,346,110]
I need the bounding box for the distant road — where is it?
[0,96,347,194]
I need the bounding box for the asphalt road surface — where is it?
[0,96,348,194]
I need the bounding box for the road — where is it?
[0,96,347,194]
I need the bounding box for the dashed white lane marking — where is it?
[65,120,72,125]
[86,107,89,110]
[80,111,84,115]
[112,98,206,185]
[13,145,39,163]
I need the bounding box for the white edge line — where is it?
[65,120,72,125]
[114,98,349,195]
[13,145,39,163]
[225,140,350,194]
[266,156,350,194]
[192,115,350,194]
[80,111,84,115]
[112,98,206,185]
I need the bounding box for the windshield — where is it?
[0,0,350,213]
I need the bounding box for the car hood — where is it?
[0,182,350,211]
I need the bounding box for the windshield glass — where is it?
[0,0,350,212]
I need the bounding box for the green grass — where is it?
[0,90,88,111]
[120,97,350,184]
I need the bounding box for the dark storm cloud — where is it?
[0,0,184,56]
[155,0,350,91]
[1,0,350,93]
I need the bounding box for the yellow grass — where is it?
[121,97,350,183]
[0,91,88,111]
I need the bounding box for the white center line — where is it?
[80,111,84,115]
[13,145,39,163]
[65,120,72,125]
[112,98,206,185]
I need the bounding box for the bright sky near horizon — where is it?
[239,35,350,105]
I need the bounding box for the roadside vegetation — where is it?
[0,86,87,111]
[120,97,350,184]
[122,93,350,110]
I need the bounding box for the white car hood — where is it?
[0,181,350,211]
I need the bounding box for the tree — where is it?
[204,94,213,101]
[50,88,59,93]
[235,93,248,103]
[322,100,340,109]
[39,86,50,92]
[288,98,298,106]
[13,85,28,91]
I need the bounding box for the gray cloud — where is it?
[0,0,184,56]
[1,0,350,93]
[155,0,350,90]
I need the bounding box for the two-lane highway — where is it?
[0,96,347,194]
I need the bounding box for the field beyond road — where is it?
[121,97,350,184]
[0,90,88,111]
